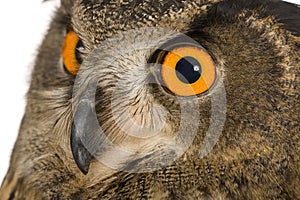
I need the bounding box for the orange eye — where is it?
[62,30,82,75]
[160,46,216,96]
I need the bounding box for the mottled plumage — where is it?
[0,0,299,199]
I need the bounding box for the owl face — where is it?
[1,0,299,199]
[62,0,229,174]
[60,0,299,175]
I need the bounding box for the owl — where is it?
[0,0,299,199]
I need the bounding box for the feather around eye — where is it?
[62,30,82,75]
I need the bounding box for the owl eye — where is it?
[160,46,216,96]
[62,30,83,75]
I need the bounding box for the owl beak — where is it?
[70,100,96,175]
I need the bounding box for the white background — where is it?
[0,0,299,184]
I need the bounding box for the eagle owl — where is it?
[0,0,299,199]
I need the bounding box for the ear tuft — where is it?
[61,0,74,14]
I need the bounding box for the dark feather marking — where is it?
[266,1,300,36]
[7,178,23,200]
[8,188,15,200]
[206,0,300,36]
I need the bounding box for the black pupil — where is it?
[75,40,84,64]
[175,56,202,84]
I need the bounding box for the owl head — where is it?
[0,0,299,199]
